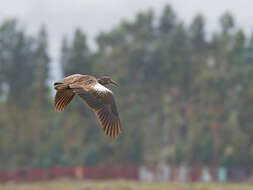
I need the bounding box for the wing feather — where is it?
[73,85,121,138]
[54,90,75,111]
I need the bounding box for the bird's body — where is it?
[53,74,121,138]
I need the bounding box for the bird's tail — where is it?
[54,81,69,90]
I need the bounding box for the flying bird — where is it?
[53,74,122,138]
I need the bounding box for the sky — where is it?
[0,0,252,80]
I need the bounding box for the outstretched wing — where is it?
[73,84,122,138]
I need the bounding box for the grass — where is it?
[0,180,252,190]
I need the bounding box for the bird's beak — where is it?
[110,80,119,87]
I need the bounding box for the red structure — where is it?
[0,166,251,183]
[83,167,138,180]
[50,167,75,179]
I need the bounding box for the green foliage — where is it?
[220,12,235,35]
[189,14,206,50]
[83,144,100,166]
[0,19,35,106]
[159,5,176,34]
[62,28,91,76]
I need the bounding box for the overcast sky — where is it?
[0,0,252,80]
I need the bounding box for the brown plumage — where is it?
[53,74,122,138]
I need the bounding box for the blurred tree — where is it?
[60,36,70,77]
[30,26,51,161]
[0,20,36,169]
[189,14,206,50]
[220,12,235,35]
[0,20,34,107]
[1,5,253,169]
[159,5,176,35]
[63,28,91,75]
[83,144,100,166]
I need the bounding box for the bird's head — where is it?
[98,76,119,87]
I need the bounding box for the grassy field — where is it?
[0,180,252,190]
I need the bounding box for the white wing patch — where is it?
[93,83,112,93]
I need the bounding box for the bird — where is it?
[53,74,122,138]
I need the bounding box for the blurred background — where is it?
[0,0,253,189]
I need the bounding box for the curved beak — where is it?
[110,80,119,87]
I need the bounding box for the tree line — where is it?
[0,5,253,170]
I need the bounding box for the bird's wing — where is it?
[73,84,122,138]
[54,89,75,111]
